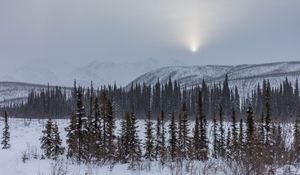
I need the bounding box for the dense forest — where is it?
[2,76,300,174]
[35,81,300,174]
[3,76,300,121]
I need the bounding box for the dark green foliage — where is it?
[294,106,300,162]
[28,77,300,171]
[212,114,219,158]
[40,119,55,159]
[40,119,64,159]
[238,119,244,156]
[6,86,72,118]
[144,112,155,161]
[264,80,272,133]
[127,112,142,170]
[155,112,161,160]
[231,108,238,155]
[192,113,201,160]
[178,103,190,159]
[218,105,226,158]
[159,111,167,164]
[192,90,208,161]
[118,112,130,163]
[246,104,254,144]
[1,111,10,149]
[89,97,103,160]
[103,91,116,162]
[4,76,300,121]
[222,75,231,116]
[65,112,77,158]
[52,123,65,159]
[168,112,178,161]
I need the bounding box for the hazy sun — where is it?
[190,45,198,53]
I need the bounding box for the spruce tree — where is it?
[119,112,131,163]
[246,104,254,144]
[105,99,116,162]
[40,119,63,159]
[144,112,155,161]
[89,97,103,160]
[178,103,190,159]
[192,113,201,160]
[100,90,111,160]
[226,129,231,159]
[1,111,10,149]
[127,112,142,170]
[75,87,88,162]
[264,81,274,164]
[238,119,244,158]
[294,106,300,162]
[273,124,284,163]
[198,90,208,161]
[159,111,166,164]
[155,112,162,160]
[168,112,178,161]
[231,108,238,155]
[212,114,219,158]
[65,112,77,158]
[192,90,208,161]
[52,123,64,159]
[219,105,225,157]
[40,119,54,159]
[264,80,272,138]
[222,75,231,116]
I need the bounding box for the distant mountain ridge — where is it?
[0,81,71,106]
[0,58,186,87]
[130,61,300,97]
[1,61,300,104]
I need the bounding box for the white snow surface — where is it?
[0,118,297,175]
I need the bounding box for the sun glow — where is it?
[187,35,201,53]
[170,1,222,55]
[182,18,205,54]
[190,45,198,53]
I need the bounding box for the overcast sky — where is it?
[0,0,300,74]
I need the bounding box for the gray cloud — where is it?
[0,0,299,80]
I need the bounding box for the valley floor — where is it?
[0,118,298,175]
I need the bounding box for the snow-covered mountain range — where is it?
[131,61,300,97]
[0,58,186,87]
[1,61,300,104]
[0,82,71,106]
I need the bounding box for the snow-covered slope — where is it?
[72,58,186,86]
[131,61,300,96]
[0,82,69,106]
[0,58,186,87]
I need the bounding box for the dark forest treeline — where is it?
[37,83,300,174]
[4,85,73,118]
[4,76,300,120]
[1,76,300,173]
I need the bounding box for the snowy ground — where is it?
[0,118,298,175]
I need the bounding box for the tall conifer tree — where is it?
[1,111,10,149]
[144,112,155,161]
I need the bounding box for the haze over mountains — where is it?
[1,61,300,104]
[0,58,185,87]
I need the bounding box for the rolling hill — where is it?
[130,61,300,97]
